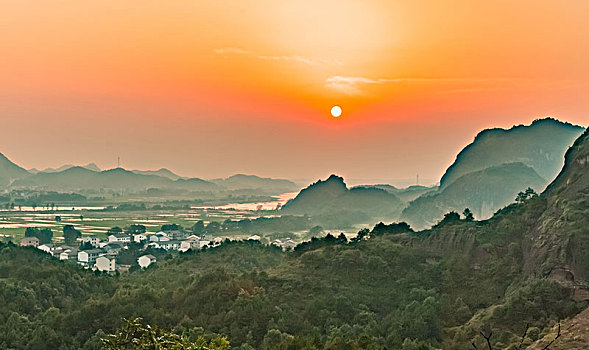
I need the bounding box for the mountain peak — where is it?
[440,119,584,189]
[0,152,30,186]
[325,174,345,184]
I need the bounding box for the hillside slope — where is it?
[440,118,583,189]
[130,168,186,180]
[352,184,435,203]
[281,174,404,224]
[211,174,299,193]
[0,153,29,186]
[30,163,101,174]
[401,162,546,229]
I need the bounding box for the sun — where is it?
[331,106,342,118]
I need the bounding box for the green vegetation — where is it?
[281,175,403,226]
[0,209,585,349]
[102,318,230,350]
[63,224,81,245]
[24,227,53,244]
[401,162,546,230]
[401,118,584,231]
[439,118,583,189]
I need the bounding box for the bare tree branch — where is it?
[541,322,561,350]
[480,330,492,350]
[516,323,529,350]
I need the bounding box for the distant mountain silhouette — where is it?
[399,118,584,230]
[352,184,436,203]
[0,153,299,195]
[29,163,101,174]
[281,175,403,223]
[401,162,546,229]
[440,118,583,190]
[11,167,217,192]
[131,168,186,181]
[211,174,299,193]
[0,153,29,186]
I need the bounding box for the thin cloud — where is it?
[257,55,341,66]
[325,75,515,95]
[213,47,251,55]
[214,47,341,66]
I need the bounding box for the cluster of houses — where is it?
[20,230,217,273]
[19,228,303,273]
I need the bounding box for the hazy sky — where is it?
[1,1,589,185]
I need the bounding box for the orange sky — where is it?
[1,0,589,185]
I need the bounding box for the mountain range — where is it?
[210,174,299,193]
[2,123,589,349]
[0,155,298,194]
[280,118,584,229]
[400,118,584,229]
[29,163,101,174]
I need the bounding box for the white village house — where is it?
[77,249,104,266]
[59,247,78,261]
[133,233,148,243]
[138,254,156,268]
[38,244,63,257]
[149,232,170,242]
[179,235,210,252]
[108,234,131,243]
[95,255,117,272]
[153,240,182,250]
[20,237,39,247]
[82,235,100,247]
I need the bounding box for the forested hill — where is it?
[280,174,404,224]
[439,118,583,189]
[11,167,218,192]
[400,162,546,229]
[0,129,588,349]
[0,152,29,186]
[400,118,584,230]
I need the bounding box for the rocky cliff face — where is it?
[526,129,589,282]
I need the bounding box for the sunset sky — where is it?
[2,0,589,185]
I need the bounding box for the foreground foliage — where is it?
[102,318,230,350]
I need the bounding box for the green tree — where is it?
[24,227,53,244]
[63,225,81,245]
[351,228,370,243]
[102,318,230,350]
[161,224,182,232]
[126,224,146,234]
[206,221,222,234]
[463,208,474,221]
[192,220,205,236]
[107,227,123,235]
[516,187,538,203]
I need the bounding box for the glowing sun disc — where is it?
[331,106,342,117]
